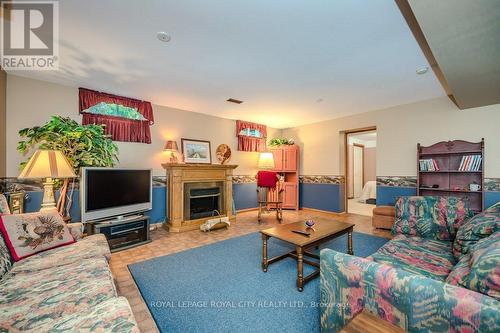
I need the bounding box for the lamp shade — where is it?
[164,140,178,151]
[19,150,76,179]
[258,152,275,169]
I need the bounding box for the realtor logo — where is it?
[1,0,59,70]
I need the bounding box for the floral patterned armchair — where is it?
[320,197,500,332]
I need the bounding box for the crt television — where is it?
[80,167,152,222]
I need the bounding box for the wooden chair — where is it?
[256,172,284,223]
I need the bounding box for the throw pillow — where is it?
[453,209,500,260]
[0,194,10,215]
[0,210,75,261]
[467,232,500,300]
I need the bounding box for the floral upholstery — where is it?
[0,235,12,280]
[320,249,500,333]
[0,228,138,332]
[453,207,500,260]
[467,232,500,300]
[0,257,117,330]
[321,197,500,332]
[392,196,472,241]
[0,194,9,214]
[35,297,141,333]
[10,234,111,274]
[367,234,455,281]
[445,253,471,287]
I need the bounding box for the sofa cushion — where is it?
[10,234,111,274]
[29,297,140,333]
[0,194,10,215]
[0,234,12,280]
[368,234,456,281]
[467,232,500,300]
[453,208,500,260]
[0,257,117,331]
[0,210,75,261]
[392,196,472,241]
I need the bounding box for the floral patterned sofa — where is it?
[320,196,500,333]
[0,199,139,332]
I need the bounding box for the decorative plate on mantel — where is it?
[216,144,231,165]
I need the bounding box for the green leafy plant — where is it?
[268,138,295,146]
[17,116,119,218]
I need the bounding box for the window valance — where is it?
[79,88,154,144]
[236,120,267,152]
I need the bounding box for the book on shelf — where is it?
[458,155,482,171]
[419,158,439,171]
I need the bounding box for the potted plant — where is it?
[17,116,119,220]
[268,138,295,147]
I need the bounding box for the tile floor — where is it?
[110,209,391,333]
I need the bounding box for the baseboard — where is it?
[300,207,346,215]
[236,207,259,213]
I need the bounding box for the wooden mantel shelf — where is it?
[161,163,238,170]
[161,163,238,232]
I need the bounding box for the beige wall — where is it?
[283,97,500,178]
[0,69,5,177]
[5,75,280,177]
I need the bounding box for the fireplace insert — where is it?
[184,182,224,220]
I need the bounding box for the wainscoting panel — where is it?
[299,183,344,213]
[232,183,258,211]
[375,186,417,206]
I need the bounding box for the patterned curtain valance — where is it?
[78,88,154,144]
[236,120,267,152]
[236,120,267,138]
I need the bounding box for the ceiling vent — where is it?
[226,98,243,104]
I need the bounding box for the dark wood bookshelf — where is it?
[417,139,484,212]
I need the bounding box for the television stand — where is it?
[87,214,151,252]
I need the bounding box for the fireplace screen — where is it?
[184,182,224,220]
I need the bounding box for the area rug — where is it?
[128,231,388,333]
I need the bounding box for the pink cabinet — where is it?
[269,145,299,210]
[282,182,298,209]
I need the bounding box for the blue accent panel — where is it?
[145,187,166,224]
[485,191,500,209]
[233,183,257,210]
[300,183,343,213]
[376,186,417,206]
[23,187,167,224]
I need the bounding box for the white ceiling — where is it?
[8,0,445,128]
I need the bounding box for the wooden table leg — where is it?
[347,230,354,255]
[262,234,269,272]
[296,246,304,292]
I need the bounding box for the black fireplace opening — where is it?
[189,187,221,220]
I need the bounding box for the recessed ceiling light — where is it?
[157,32,171,43]
[226,98,243,104]
[416,66,429,75]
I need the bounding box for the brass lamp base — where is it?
[40,177,57,211]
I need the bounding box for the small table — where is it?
[260,218,354,291]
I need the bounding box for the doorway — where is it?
[345,128,377,216]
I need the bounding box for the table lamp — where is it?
[258,152,275,169]
[164,140,179,163]
[18,150,76,211]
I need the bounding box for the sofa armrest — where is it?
[320,249,500,333]
[67,222,84,241]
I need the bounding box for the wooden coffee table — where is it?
[260,218,354,291]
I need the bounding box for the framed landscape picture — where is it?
[181,138,212,164]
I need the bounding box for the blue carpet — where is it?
[128,231,388,333]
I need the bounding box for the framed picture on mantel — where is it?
[181,138,212,164]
